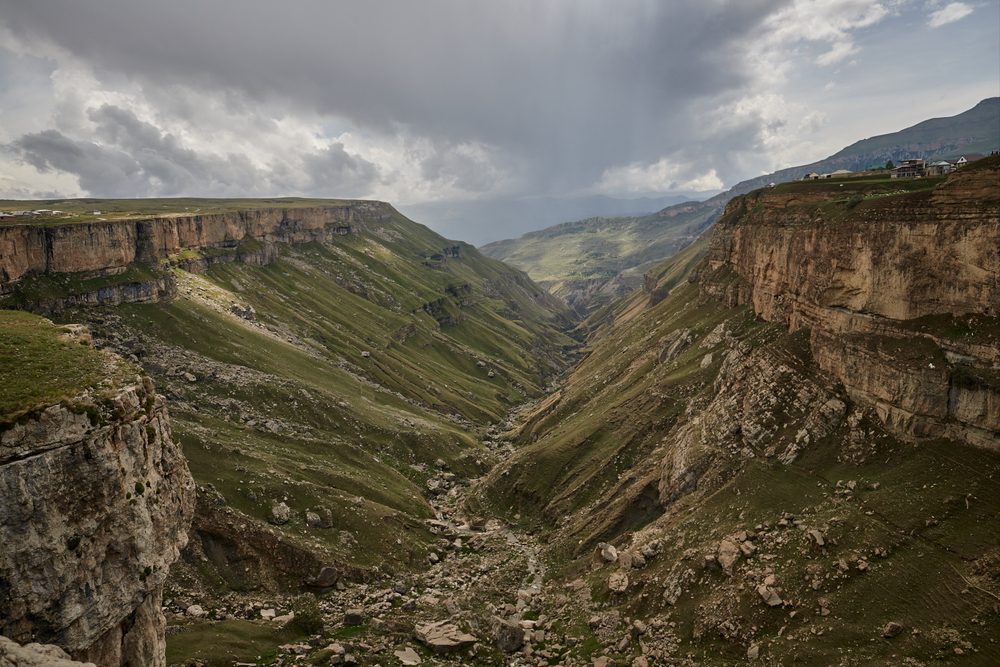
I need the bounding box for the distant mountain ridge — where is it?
[397,193,697,247]
[482,97,1000,313]
[726,96,999,195]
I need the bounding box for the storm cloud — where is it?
[1,0,997,213]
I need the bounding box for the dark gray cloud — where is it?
[1,0,997,205]
[0,0,791,195]
[11,103,381,197]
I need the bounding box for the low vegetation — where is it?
[0,310,110,423]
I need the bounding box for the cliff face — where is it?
[0,352,194,666]
[701,164,999,329]
[0,203,379,293]
[696,158,1000,448]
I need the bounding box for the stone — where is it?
[608,572,629,593]
[747,644,760,660]
[306,508,334,528]
[186,605,207,618]
[414,621,477,654]
[370,618,413,634]
[269,502,292,525]
[882,622,903,638]
[306,566,340,588]
[394,646,422,665]
[717,540,740,576]
[260,609,276,620]
[757,584,783,607]
[0,636,95,667]
[343,608,364,626]
[597,543,618,563]
[279,644,310,655]
[490,617,524,653]
[808,529,825,547]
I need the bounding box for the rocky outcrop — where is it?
[35,274,178,314]
[0,367,194,665]
[695,158,1000,449]
[0,203,384,294]
[700,165,999,331]
[0,636,94,667]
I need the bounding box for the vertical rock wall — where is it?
[0,378,194,666]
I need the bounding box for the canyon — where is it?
[0,157,997,666]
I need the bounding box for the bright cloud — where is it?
[928,2,974,27]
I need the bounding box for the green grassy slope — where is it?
[474,274,1000,665]
[2,201,579,584]
[480,201,717,314]
[472,172,1000,665]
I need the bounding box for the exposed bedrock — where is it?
[695,159,999,448]
[0,380,195,666]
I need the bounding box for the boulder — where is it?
[414,621,477,654]
[0,636,94,667]
[394,646,422,665]
[597,543,618,563]
[882,622,903,638]
[608,572,629,593]
[269,502,292,525]
[490,617,524,653]
[343,608,365,626]
[306,566,340,588]
[306,508,335,528]
[186,604,207,618]
[756,584,783,607]
[717,540,740,576]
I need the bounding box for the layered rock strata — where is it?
[0,366,194,665]
[694,158,999,448]
[0,203,382,293]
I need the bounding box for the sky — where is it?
[0,0,998,210]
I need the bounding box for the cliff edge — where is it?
[0,312,194,666]
[695,156,999,448]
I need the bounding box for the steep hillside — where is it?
[0,200,578,594]
[480,202,717,314]
[397,194,696,247]
[474,158,1000,665]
